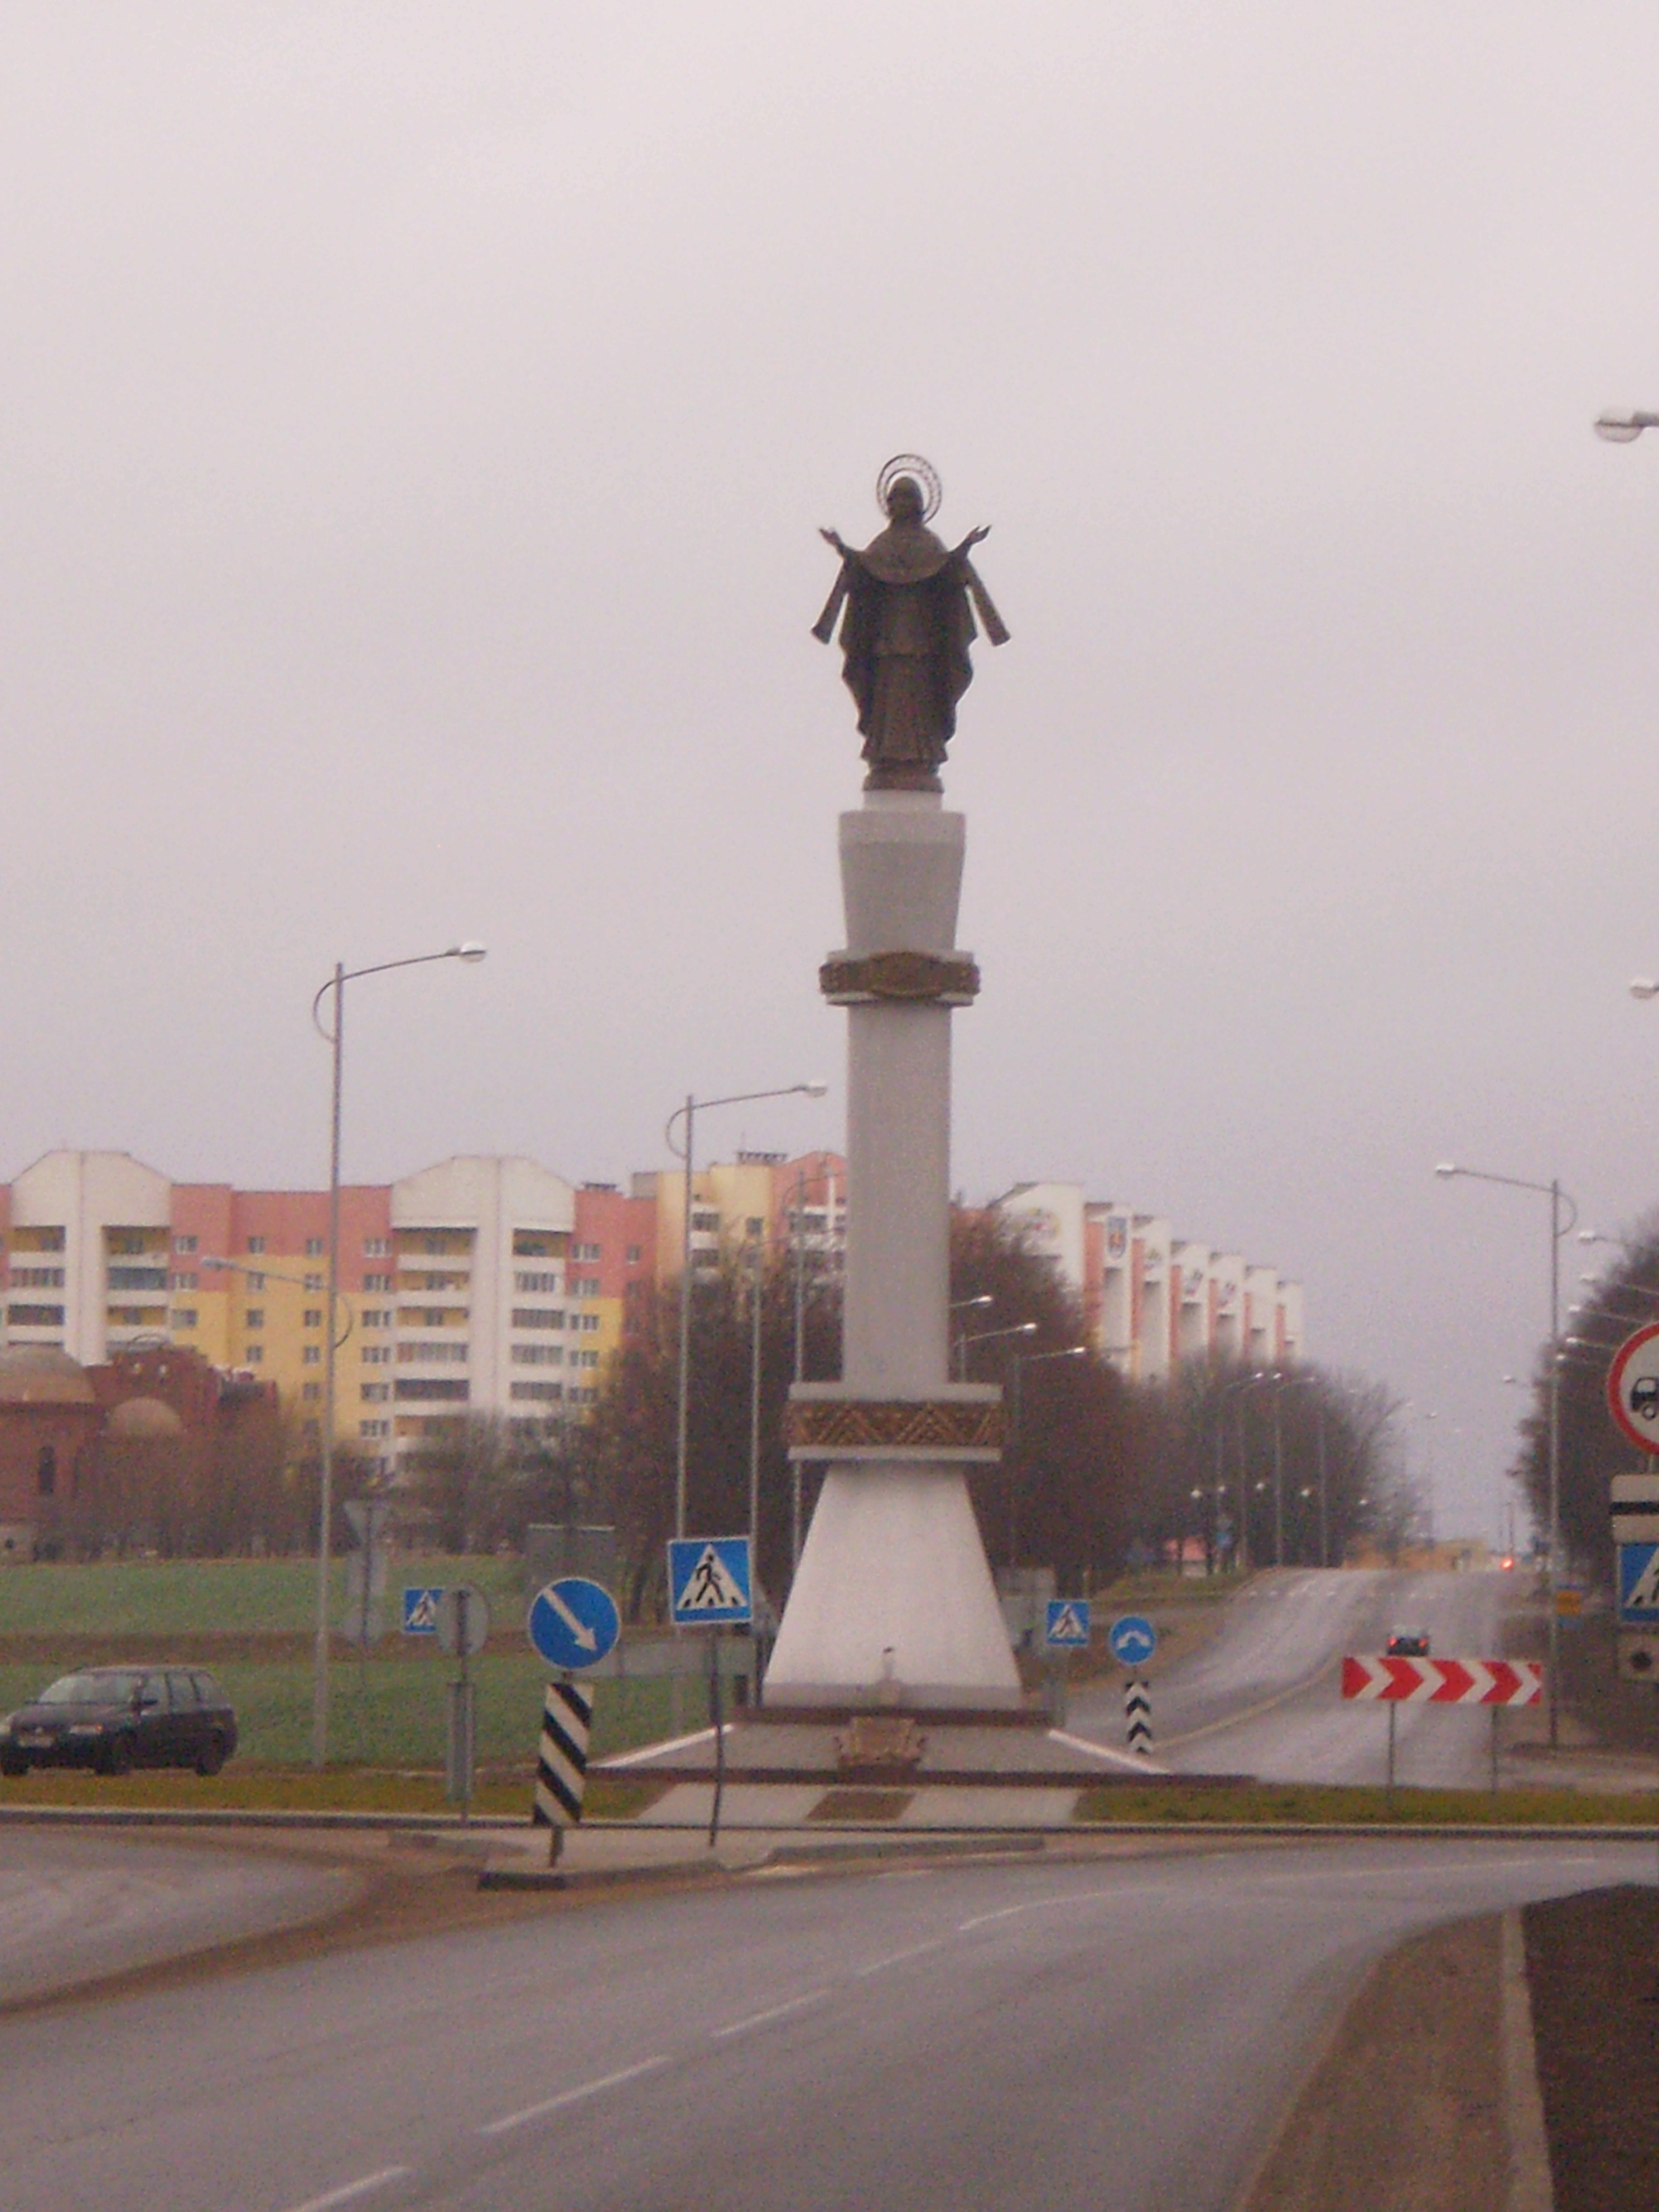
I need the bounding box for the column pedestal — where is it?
[764,790,1021,1711]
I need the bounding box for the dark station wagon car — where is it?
[0,1666,238,1778]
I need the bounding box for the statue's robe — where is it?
[813,518,1007,778]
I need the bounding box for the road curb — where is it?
[478,1858,720,1893]
[1500,1908,1555,2212]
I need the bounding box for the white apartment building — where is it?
[389,1155,577,1463]
[992,1181,1306,1382]
[4,1151,172,1365]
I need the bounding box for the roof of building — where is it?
[0,1346,96,1406]
[106,1395,186,1441]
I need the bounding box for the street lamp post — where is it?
[309,941,485,1771]
[1434,1161,1576,1746]
[664,1082,827,1547]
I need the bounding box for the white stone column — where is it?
[765,791,1020,1709]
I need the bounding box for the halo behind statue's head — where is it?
[877,453,941,523]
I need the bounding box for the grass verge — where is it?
[0,1765,670,1821]
[1073,1780,1659,1826]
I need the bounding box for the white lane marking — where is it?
[712,1988,830,2039]
[602,1727,717,1767]
[279,2169,410,2212]
[478,2057,670,2136]
[958,1889,1139,1932]
[876,1868,935,1881]
[853,1940,945,1976]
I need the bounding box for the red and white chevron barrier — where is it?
[1341,1656,1543,1706]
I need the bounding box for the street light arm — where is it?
[664,1080,828,1160]
[312,943,487,1042]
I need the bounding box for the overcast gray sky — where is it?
[7,3,1659,1542]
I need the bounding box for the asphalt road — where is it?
[5,1835,1647,2212]
[1069,1568,1516,1785]
[0,1829,354,2005]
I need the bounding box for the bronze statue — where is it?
[813,456,1008,790]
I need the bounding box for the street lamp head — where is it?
[1433,1162,1460,1179]
[1595,414,1647,443]
[801,1078,830,1099]
[1630,978,1659,1001]
[449,942,488,964]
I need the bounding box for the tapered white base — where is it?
[765,1464,1022,1708]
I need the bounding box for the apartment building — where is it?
[993,1181,1305,1381]
[636,1150,849,1284]
[2,1153,595,1475]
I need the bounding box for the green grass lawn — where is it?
[0,1554,532,1637]
[0,1555,727,1773]
[1074,1780,1659,1826]
[0,1652,705,1769]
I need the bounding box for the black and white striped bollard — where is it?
[1125,1679,1153,1757]
[533,1679,594,1865]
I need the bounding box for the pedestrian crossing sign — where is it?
[1617,1540,1659,1625]
[1044,1599,1092,1649]
[402,1586,443,1635]
[667,1536,753,1626]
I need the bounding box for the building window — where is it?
[569,1385,598,1406]
[511,1307,565,1330]
[396,1342,469,1364]
[361,1382,391,1403]
[247,1236,266,1254]
[7,1305,64,1327]
[301,1382,321,1403]
[577,1313,598,1334]
[169,1272,197,1292]
[12,1267,64,1288]
[303,1309,323,1329]
[573,1241,600,1263]
[572,1349,601,1370]
[360,1418,391,1439]
[361,1345,391,1366]
[245,1345,264,1364]
[569,1278,600,1298]
[173,1234,199,1255]
[304,1237,325,1257]
[515,1271,560,1294]
[513,1231,560,1257]
[245,1309,264,1330]
[108,1265,167,1291]
[361,1309,388,1328]
[35,1446,56,1497]
[512,1343,563,1366]
[245,1272,265,1292]
[18,1227,65,1253]
[171,1309,198,1330]
[510,1381,565,1402]
[304,1273,323,1293]
[394,1378,470,1403]
[363,1273,392,1292]
[363,1237,390,1257]
[302,1345,321,1366]
[626,1245,642,1266]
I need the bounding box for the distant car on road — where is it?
[1385,1631,1431,1659]
[0,1666,237,1778]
